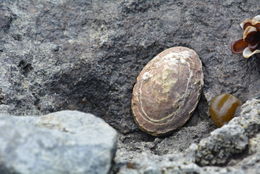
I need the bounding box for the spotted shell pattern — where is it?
[131,47,204,136]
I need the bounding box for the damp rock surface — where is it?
[0,0,260,174]
[0,110,117,174]
[0,0,259,133]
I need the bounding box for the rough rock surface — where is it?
[0,0,260,173]
[1,0,259,132]
[115,99,260,174]
[0,110,117,174]
[195,98,260,166]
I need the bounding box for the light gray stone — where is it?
[194,125,248,166]
[0,110,117,174]
[116,152,245,174]
[115,99,260,174]
[236,152,260,174]
[194,99,260,166]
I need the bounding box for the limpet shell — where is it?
[131,46,204,136]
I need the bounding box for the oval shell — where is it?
[209,93,241,127]
[131,46,204,136]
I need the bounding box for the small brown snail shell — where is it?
[131,46,204,136]
[209,93,242,127]
[231,15,260,58]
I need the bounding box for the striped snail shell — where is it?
[131,46,204,136]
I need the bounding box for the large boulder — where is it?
[0,110,117,174]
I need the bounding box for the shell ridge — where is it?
[138,53,193,124]
[138,54,180,123]
[131,47,204,136]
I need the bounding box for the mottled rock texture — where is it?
[0,111,117,174]
[1,0,259,132]
[195,98,260,166]
[0,0,260,173]
[115,99,260,174]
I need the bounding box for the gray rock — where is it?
[248,134,260,154]
[236,152,260,174]
[194,125,248,166]
[0,0,260,173]
[116,152,244,174]
[1,0,259,134]
[0,110,117,174]
[194,99,260,166]
[115,99,260,173]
